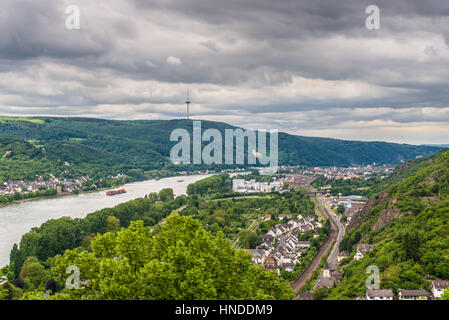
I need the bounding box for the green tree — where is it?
[9,243,24,276]
[402,231,422,262]
[0,288,8,300]
[20,257,49,290]
[80,234,96,249]
[312,288,329,300]
[238,230,260,249]
[148,192,159,203]
[158,188,174,202]
[1,282,22,300]
[337,204,346,215]
[442,288,449,300]
[105,216,121,233]
[36,215,295,300]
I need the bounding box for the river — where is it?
[0,174,212,267]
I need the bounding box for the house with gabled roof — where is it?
[354,243,376,260]
[431,280,449,298]
[246,249,267,265]
[398,289,428,300]
[259,234,275,244]
[366,289,393,300]
[257,242,272,253]
[298,241,311,249]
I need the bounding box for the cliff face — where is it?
[348,191,382,229]
[371,198,402,231]
[348,190,388,230]
[347,152,442,232]
[349,193,403,232]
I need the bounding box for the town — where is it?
[300,165,394,180]
[247,214,323,274]
[0,176,92,196]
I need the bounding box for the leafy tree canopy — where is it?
[27,214,295,300]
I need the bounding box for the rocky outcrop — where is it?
[371,198,403,231]
[348,190,388,230]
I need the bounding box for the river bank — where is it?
[0,170,217,209]
[0,174,213,267]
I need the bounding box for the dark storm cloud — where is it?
[0,1,116,60]
[0,0,449,143]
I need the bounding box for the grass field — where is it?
[0,116,45,124]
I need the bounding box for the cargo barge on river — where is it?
[106,189,127,196]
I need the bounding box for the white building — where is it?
[354,251,364,260]
[232,179,283,193]
[232,179,246,192]
[431,280,449,298]
[354,244,375,260]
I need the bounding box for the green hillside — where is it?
[329,149,449,299]
[0,116,441,181]
[0,137,61,181]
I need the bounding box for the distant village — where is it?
[302,165,394,180]
[0,175,91,196]
[247,214,323,274]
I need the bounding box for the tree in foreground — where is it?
[23,214,295,300]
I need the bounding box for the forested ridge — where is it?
[0,116,440,182]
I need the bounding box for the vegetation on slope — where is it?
[330,150,449,299]
[0,117,441,182]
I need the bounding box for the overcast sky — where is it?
[0,0,448,144]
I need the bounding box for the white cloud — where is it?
[166,56,183,65]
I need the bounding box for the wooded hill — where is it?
[0,116,441,181]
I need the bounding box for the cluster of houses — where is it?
[0,175,91,195]
[232,179,283,193]
[247,215,322,274]
[362,280,449,300]
[301,165,393,180]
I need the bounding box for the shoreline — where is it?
[0,173,217,268]
[0,187,110,208]
[0,170,237,209]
